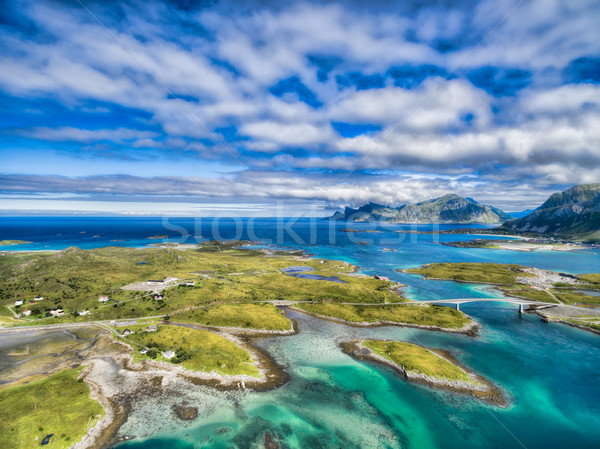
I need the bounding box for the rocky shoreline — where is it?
[341,339,507,407]
[70,328,294,448]
[0,320,296,449]
[288,306,480,336]
[530,305,600,336]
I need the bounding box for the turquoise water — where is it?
[1,218,600,448]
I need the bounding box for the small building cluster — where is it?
[98,296,111,302]
[180,281,195,287]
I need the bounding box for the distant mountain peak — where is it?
[499,184,600,243]
[330,194,510,224]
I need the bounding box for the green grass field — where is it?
[362,340,474,383]
[0,368,104,449]
[407,262,600,307]
[553,291,600,306]
[295,303,472,330]
[171,303,292,331]
[0,245,401,325]
[406,263,531,284]
[125,324,260,377]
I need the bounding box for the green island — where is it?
[293,302,474,332]
[171,303,293,331]
[0,239,32,246]
[405,262,600,333]
[342,340,506,405]
[124,324,260,377]
[0,368,105,449]
[442,239,590,253]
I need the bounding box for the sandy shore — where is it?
[0,321,295,449]
[68,327,294,449]
[341,339,507,407]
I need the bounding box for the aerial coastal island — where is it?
[0,241,491,448]
[341,340,506,406]
[1,185,600,448]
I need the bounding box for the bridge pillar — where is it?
[455,303,460,311]
[519,304,525,313]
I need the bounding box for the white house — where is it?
[34,296,44,301]
[98,296,110,302]
[22,310,32,317]
[154,294,164,300]
[14,300,23,306]
[163,350,176,359]
[51,309,64,317]
[164,277,178,282]
[181,281,195,287]
[78,310,90,316]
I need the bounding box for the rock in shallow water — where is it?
[172,403,198,421]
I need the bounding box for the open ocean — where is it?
[2,217,600,448]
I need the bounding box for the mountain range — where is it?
[330,184,600,242]
[498,184,600,243]
[330,194,512,224]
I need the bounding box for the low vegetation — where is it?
[171,303,292,331]
[0,368,104,449]
[0,240,31,246]
[552,291,600,306]
[125,324,260,377]
[295,303,472,330]
[362,340,474,383]
[405,262,531,284]
[407,262,600,306]
[0,245,401,325]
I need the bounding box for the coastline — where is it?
[0,320,297,449]
[341,339,507,407]
[288,306,480,336]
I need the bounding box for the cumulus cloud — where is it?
[0,0,599,212]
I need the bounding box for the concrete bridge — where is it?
[271,297,558,313]
[409,297,556,313]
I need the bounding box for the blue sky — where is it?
[1,0,599,215]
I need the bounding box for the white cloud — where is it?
[328,79,492,130]
[240,121,336,148]
[21,127,159,142]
